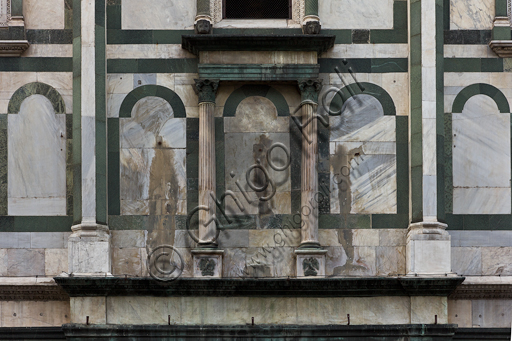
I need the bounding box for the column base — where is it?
[295,249,327,277]
[191,249,224,278]
[68,223,112,276]
[406,221,455,276]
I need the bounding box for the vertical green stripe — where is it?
[410,0,423,222]
[95,0,108,224]
[436,0,445,221]
[197,0,210,16]
[72,0,82,225]
[108,118,120,215]
[496,0,508,16]
[0,115,7,216]
[11,0,23,16]
[305,0,319,16]
[444,113,453,215]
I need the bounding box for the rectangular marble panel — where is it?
[24,0,65,29]
[112,248,142,276]
[451,247,482,275]
[7,249,45,276]
[44,249,68,276]
[107,45,195,59]
[1,301,70,327]
[0,232,31,248]
[472,299,512,327]
[111,230,145,248]
[448,300,472,328]
[24,45,73,58]
[453,188,511,215]
[30,232,68,249]
[122,0,195,30]
[449,231,512,247]
[450,0,494,30]
[70,297,106,324]
[481,247,512,275]
[8,197,67,216]
[319,0,393,29]
[331,116,395,143]
[376,246,406,276]
[107,297,181,325]
[107,74,134,94]
[411,297,448,324]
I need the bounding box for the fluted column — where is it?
[192,79,223,277]
[295,79,326,277]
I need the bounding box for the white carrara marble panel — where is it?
[24,0,65,29]
[8,95,66,216]
[122,0,195,30]
[319,0,393,29]
[120,97,186,216]
[450,0,494,30]
[330,95,397,214]
[453,95,511,214]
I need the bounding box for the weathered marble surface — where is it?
[225,97,288,133]
[45,249,68,276]
[8,95,66,216]
[70,297,106,324]
[448,300,472,328]
[1,301,70,327]
[319,0,393,29]
[411,297,448,324]
[449,230,512,247]
[330,95,396,214]
[224,131,291,215]
[24,0,65,30]
[481,247,512,275]
[7,249,45,277]
[450,0,494,30]
[120,97,187,216]
[472,299,512,327]
[122,0,195,30]
[453,95,511,214]
[112,248,142,276]
[451,247,481,275]
[108,45,195,60]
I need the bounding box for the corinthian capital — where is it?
[194,79,219,103]
[298,79,323,104]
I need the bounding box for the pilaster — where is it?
[69,0,111,275]
[407,0,451,275]
[489,0,512,57]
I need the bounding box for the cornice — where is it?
[0,40,29,57]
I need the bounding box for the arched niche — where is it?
[8,94,66,215]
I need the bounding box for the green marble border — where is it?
[452,83,510,113]
[223,85,289,117]
[108,85,187,216]
[106,1,405,44]
[0,58,73,72]
[319,58,408,73]
[436,0,445,222]
[444,58,504,72]
[444,84,512,230]
[0,216,73,232]
[327,83,409,229]
[72,0,82,225]
[0,115,6,216]
[7,82,65,115]
[119,85,186,118]
[96,0,108,225]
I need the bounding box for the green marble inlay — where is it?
[452,83,510,113]
[329,82,397,116]
[72,0,82,225]
[304,0,318,16]
[119,85,186,118]
[0,115,7,216]
[8,82,66,115]
[223,85,290,117]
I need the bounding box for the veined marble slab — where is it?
[224,132,291,194]
[225,96,288,133]
[8,95,66,216]
[323,45,409,59]
[320,0,393,29]
[120,97,186,149]
[454,187,511,214]
[120,148,187,215]
[24,45,73,58]
[107,45,195,60]
[444,45,497,59]
[122,0,195,30]
[24,0,65,30]
[450,0,494,30]
[452,95,510,188]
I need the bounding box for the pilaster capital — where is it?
[194,79,219,103]
[298,78,323,104]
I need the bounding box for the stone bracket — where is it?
[0,40,29,57]
[489,40,512,57]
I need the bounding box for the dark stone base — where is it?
[1,326,510,340]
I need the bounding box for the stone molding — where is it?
[489,40,512,57]
[54,277,465,297]
[0,278,69,301]
[0,40,29,57]
[450,284,512,299]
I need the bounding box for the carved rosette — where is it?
[298,78,323,104]
[194,79,219,103]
